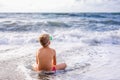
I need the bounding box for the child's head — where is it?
[39,34,50,47]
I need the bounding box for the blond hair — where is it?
[39,34,50,47]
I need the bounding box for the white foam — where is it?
[17,64,34,80]
[1,27,119,46]
[0,32,40,45]
[0,45,37,61]
[0,31,120,80]
[84,45,120,80]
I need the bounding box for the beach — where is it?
[0,13,120,80]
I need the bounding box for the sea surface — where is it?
[0,13,120,80]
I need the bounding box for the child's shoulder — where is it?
[48,47,56,54]
[38,47,43,51]
[49,47,55,51]
[50,48,56,54]
[37,48,43,53]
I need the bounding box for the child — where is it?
[33,34,67,72]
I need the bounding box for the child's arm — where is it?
[53,49,56,65]
[36,50,41,71]
[36,50,39,64]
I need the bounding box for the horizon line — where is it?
[0,12,120,13]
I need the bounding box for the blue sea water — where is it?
[0,13,120,80]
[0,13,120,45]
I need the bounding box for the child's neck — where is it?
[43,46,49,48]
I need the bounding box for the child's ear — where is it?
[49,41,50,45]
[48,41,50,45]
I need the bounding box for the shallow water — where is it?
[0,13,120,80]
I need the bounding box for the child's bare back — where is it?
[33,34,67,72]
[37,47,56,71]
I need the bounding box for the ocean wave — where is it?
[81,30,120,46]
[0,20,120,32]
[0,13,120,32]
[0,19,70,32]
[100,20,120,25]
[82,36,120,46]
[54,29,120,46]
[0,28,120,46]
[0,13,120,46]
[0,13,119,19]
[0,32,39,45]
[89,20,120,25]
[41,13,114,18]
